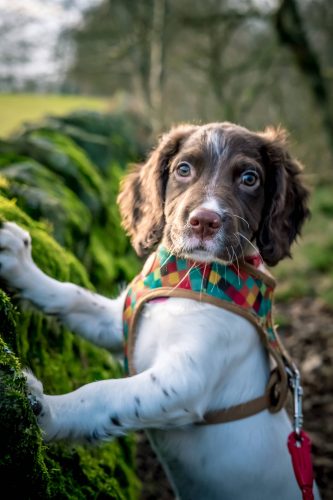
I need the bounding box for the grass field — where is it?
[0,94,109,137]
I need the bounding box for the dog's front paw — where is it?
[24,370,53,439]
[24,370,45,416]
[0,222,33,286]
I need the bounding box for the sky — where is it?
[0,0,102,90]
[0,0,279,91]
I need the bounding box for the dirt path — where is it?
[136,298,333,500]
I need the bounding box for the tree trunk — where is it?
[149,0,167,132]
[275,0,333,152]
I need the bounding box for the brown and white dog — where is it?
[0,123,320,499]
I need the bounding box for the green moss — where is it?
[0,119,141,295]
[0,289,18,350]
[0,158,92,249]
[0,299,50,498]
[51,110,152,171]
[0,201,140,498]
[0,316,140,499]
[0,111,145,498]
[0,196,91,286]
[17,129,108,216]
[85,161,140,294]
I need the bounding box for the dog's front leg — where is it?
[0,222,123,351]
[25,351,211,443]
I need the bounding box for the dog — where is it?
[0,122,320,499]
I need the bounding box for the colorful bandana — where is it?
[123,246,283,375]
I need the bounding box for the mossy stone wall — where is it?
[0,111,146,499]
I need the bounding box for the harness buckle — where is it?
[286,364,304,444]
[267,367,286,413]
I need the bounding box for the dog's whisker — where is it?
[225,247,232,281]
[226,247,232,263]
[171,262,197,292]
[236,232,264,264]
[224,210,250,229]
[210,262,217,294]
[160,243,177,267]
[233,233,246,263]
[199,263,207,301]
[230,245,241,284]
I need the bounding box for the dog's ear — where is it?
[256,127,310,266]
[118,125,198,256]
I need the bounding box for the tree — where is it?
[275,0,333,151]
[68,0,333,166]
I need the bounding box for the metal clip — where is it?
[286,364,303,445]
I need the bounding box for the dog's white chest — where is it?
[131,298,308,499]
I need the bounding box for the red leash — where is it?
[287,365,315,500]
[288,431,314,500]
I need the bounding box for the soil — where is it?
[136,298,333,500]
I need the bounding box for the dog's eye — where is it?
[176,162,192,177]
[240,171,259,187]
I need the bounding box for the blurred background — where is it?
[0,1,332,499]
[1,0,333,156]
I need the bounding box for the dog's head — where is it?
[118,122,309,266]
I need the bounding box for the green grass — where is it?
[0,94,109,137]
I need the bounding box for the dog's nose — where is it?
[189,209,222,238]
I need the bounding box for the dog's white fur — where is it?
[0,221,319,499]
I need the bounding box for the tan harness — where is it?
[123,247,294,424]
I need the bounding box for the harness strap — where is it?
[199,368,287,424]
[126,288,291,424]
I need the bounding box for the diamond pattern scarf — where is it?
[123,246,286,375]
